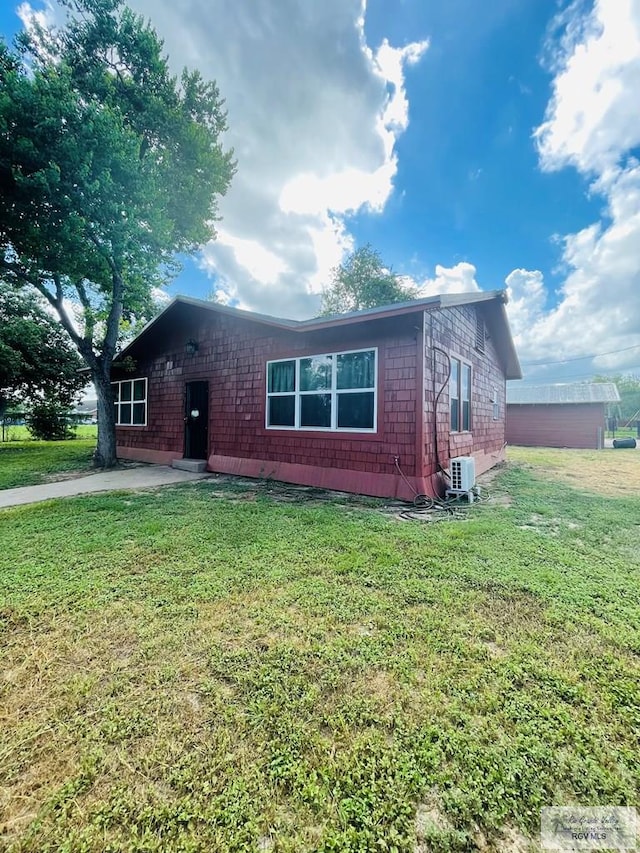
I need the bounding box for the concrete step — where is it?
[172,458,208,473]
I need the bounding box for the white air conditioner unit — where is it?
[448,456,476,494]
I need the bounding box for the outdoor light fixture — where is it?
[185,339,199,356]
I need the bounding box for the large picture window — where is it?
[112,378,147,426]
[267,349,377,431]
[450,357,471,432]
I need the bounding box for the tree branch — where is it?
[100,269,124,373]
[75,278,96,344]
[44,273,84,350]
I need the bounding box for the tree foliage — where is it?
[593,373,640,422]
[25,400,77,441]
[319,245,414,316]
[0,0,235,465]
[0,284,86,417]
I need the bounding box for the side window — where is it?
[450,357,471,432]
[450,358,460,431]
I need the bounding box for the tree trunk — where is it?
[93,370,117,468]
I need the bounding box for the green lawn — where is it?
[0,434,97,490]
[0,455,638,852]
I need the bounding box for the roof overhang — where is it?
[114,290,522,379]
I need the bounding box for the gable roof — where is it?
[116,289,522,379]
[507,382,620,405]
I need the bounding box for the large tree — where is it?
[319,244,414,315]
[0,283,86,417]
[0,0,235,466]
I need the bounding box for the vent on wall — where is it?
[475,314,485,352]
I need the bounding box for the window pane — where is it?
[114,403,119,424]
[450,398,459,431]
[268,395,295,426]
[133,379,146,401]
[120,403,132,425]
[462,400,470,431]
[300,393,331,427]
[132,403,145,425]
[111,383,120,402]
[120,382,132,402]
[462,364,471,402]
[337,350,375,389]
[300,355,332,391]
[268,361,295,393]
[450,358,459,394]
[337,392,374,429]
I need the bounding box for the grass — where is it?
[1,424,97,442]
[606,427,638,440]
[0,434,97,490]
[508,444,640,497]
[0,451,639,852]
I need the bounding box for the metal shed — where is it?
[506,382,620,449]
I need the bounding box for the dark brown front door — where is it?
[184,381,209,459]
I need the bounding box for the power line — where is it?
[521,343,640,367]
[515,365,640,383]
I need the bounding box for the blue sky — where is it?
[3,0,640,383]
[361,1,587,272]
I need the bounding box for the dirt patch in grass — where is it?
[507,445,640,497]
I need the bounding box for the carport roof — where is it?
[507,382,620,405]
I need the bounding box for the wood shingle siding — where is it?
[112,293,520,499]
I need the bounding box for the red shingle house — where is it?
[111,291,521,499]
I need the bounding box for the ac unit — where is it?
[449,456,476,493]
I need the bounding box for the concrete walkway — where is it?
[0,465,209,509]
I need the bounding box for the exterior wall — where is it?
[423,305,507,493]
[114,302,510,499]
[506,403,605,449]
[114,311,422,499]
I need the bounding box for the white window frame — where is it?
[111,377,148,427]
[266,347,378,432]
[450,355,472,433]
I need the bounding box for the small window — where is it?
[266,348,377,431]
[450,357,471,432]
[492,387,500,420]
[450,359,460,432]
[112,378,147,426]
[461,364,471,431]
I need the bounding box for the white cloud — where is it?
[17,0,427,318]
[306,215,354,294]
[17,0,55,33]
[214,231,288,286]
[535,0,640,175]
[374,39,429,130]
[415,262,482,297]
[504,269,547,348]
[104,0,428,318]
[514,0,640,381]
[279,163,397,217]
